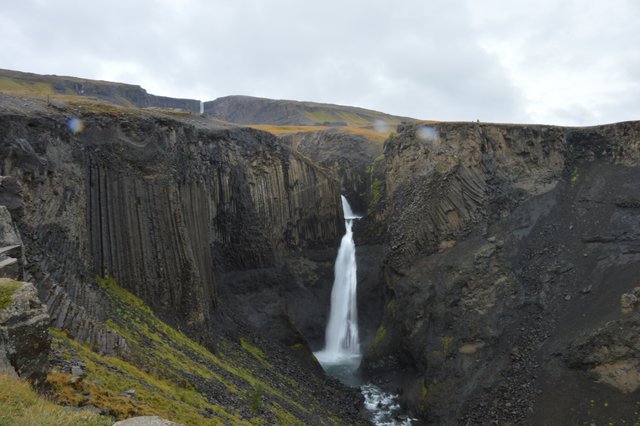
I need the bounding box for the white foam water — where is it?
[314,196,361,362]
[361,384,415,426]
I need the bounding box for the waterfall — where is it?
[313,196,415,425]
[315,195,361,363]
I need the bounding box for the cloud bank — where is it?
[1,0,638,125]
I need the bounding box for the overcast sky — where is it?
[1,0,639,125]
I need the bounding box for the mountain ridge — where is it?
[204,94,416,127]
[0,68,417,128]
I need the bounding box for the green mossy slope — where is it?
[0,373,112,426]
[47,276,355,425]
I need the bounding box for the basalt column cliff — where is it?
[0,94,344,359]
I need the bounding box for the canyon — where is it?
[1,70,640,425]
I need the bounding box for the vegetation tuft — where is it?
[0,279,22,309]
[371,325,387,349]
[250,384,264,412]
[570,166,579,184]
[0,373,112,426]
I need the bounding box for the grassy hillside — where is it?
[0,76,56,96]
[0,69,128,96]
[204,95,417,128]
[249,124,394,146]
[45,276,354,425]
[0,68,200,112]
[0,374,112,426]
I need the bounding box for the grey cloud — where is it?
[0,0,637,125]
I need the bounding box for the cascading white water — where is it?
[315,195,361,364]
[314,196,415,425]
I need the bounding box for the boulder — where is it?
[112,416,182,426]
[0,279,50,384]
[621,287,640,315]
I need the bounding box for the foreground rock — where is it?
[112,416,182,426]
[0,279,50,384]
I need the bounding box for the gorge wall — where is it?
[362,120,640,424]
[0,93,344,355]
[280,128,381,217]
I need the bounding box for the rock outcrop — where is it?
[7,74,640,424]
[568,311,640,394]
[0,205,24,279]
[362,120,640,424]
[0,279,50,384]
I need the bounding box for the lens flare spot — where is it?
[66,117,84,134]
[373,119,389,133]
[417,125,438,142]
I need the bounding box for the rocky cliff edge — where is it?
[362,120,640,424]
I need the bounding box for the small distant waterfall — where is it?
[316,195,361,362]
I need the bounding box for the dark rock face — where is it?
[361,121,640,424]
[0,95,343,354]
[0,280,50,384]
[280,129,380,214]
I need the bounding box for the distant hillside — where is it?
[0,69,201,113]
[204,95,416,127]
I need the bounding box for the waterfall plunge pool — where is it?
[313,353,414,426]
